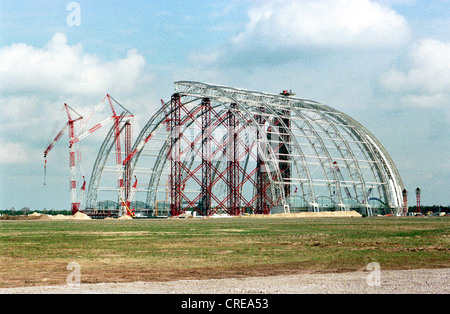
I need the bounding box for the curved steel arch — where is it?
[85,112,129,210]
[88,81,404,216]
[172,81,404,214]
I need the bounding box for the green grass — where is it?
[0,216,449,288]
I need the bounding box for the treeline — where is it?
[408,205,449,213]
[0,205,448,216]
[0,208,72,216]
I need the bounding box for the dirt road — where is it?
[1,268,448,294]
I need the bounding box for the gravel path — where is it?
[1,268,448,294]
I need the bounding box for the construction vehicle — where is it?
[280,90,295,96]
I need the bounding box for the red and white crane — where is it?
[45,95,134,216]
[44,103,85,214]
[120,175,138,217]
[69,94,134,216]
[105,94,134,216]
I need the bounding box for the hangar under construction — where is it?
[44,81,405,218]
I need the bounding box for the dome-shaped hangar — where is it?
[86,81,404,217]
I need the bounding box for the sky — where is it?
[0,0,449,210]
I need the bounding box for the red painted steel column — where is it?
[415,188,421,214]
[201,98,212,216]
[278,109,291,199]
[227,104,240,216]
[170,94,182,216]
[124,121,132,210]
[256,107,269,214]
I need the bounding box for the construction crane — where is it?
[121,133,154,166]
[44,103,84,214]
[121,176,138,217]
[45,95,134,215]
[69,94,134,216]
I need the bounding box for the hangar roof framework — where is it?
[86,81,404,215]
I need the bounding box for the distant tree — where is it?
[21,207,31,215]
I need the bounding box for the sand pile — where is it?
[27,212,92,221]
[117,215,133,220]
[29,212,52,221]
[51,214,68,220]
[73,212,91,220]
[37,215,52,221]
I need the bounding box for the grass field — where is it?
[0,216,449,288]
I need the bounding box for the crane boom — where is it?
[44,96,135,216]
[44,123,69,158]
[44,103,83,213]
[69,116,116,146]
[44,122,69,186]
[122,132,154,166]
[120,100,165,166]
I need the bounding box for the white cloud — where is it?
[0,33,151,96]
[0,140,30,164]
[380,38,450,108]
[187,0,413,72]
[232,0,411,50]
[0,32,155,130]
[0,33,156,170]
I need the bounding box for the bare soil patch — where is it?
[1,268,448,294]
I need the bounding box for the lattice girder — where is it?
[87,81,404,216]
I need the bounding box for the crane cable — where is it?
[44,106,66,186]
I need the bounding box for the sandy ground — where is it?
[17,210,363,221]
[1,268,448,294]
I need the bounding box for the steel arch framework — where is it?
[86,81,404,216]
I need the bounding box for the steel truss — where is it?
[86,81,404,216]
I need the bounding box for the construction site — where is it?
[44,81,406,219]
[0,81,443,292]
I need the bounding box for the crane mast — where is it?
[74,96,134,216]
[44,103,84,214]
[67,105,82,214]
[45,95,143,217]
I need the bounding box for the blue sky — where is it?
[0,0,449,210]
